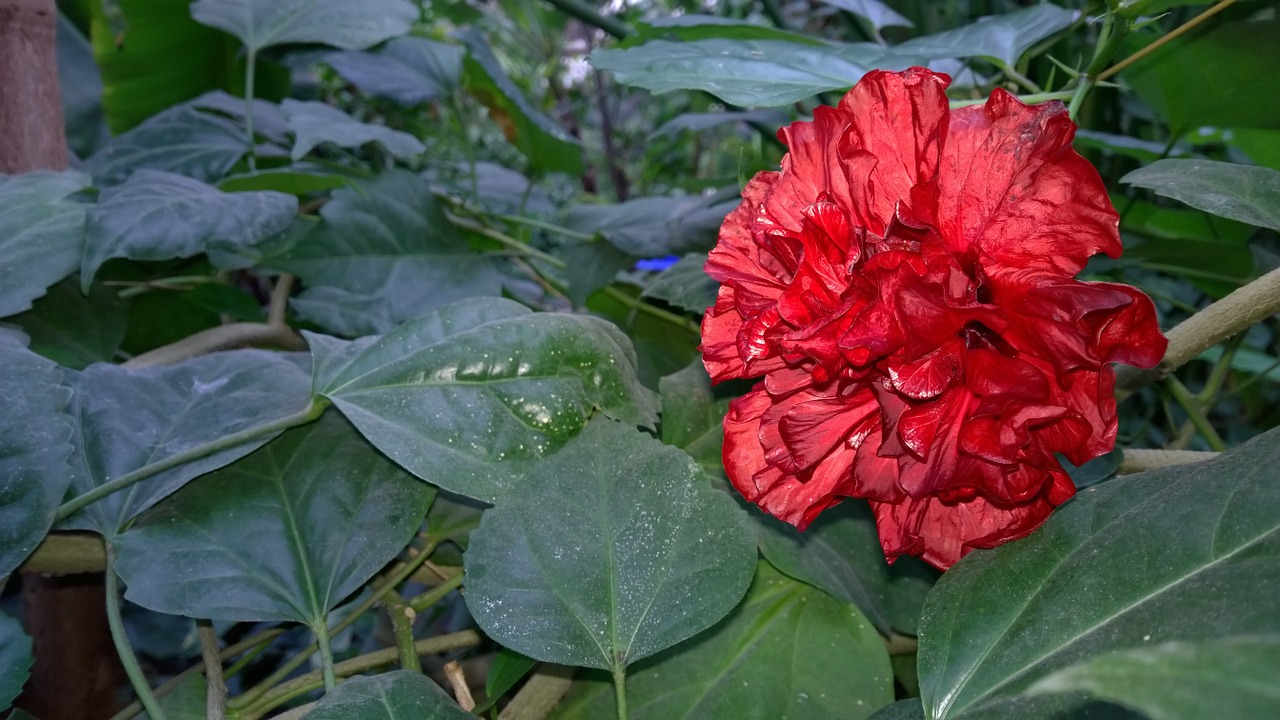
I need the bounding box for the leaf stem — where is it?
[384,590,421,673]
[495,212,595,241]
[1166,375,1226,451]
[543,0,629,39]
[1119,448,1217,473]
[314,622,337,693]
[105,544,169,720]
[1098,0,1236,82]
[198,620,229,720]
[55,401,326,522]
[611,666,628,720]
[245,50,258,172]
[602,285,701,335]
[445,212,567,268]
[406,570,465,613]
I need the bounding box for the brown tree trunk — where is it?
[2,1,125,717]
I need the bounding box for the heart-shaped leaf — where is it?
[310,298,658,503]
[114,412,436,624]
[0,170,90,317]
[81,169,297,289]
[190,0,417,54]
[325,37,464,105]
[0,335,74,577]
[1122,159,1280,232]
[918,427,1280,719]
[464,418,757,671]
[657,361,728,472]
[85,104,250,186]
[303,671,472,720]
[280,100,426,161]
[0,611,32,710]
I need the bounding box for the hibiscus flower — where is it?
[701,67,1166,570]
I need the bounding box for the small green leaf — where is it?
[85,104,250,185]
[61,349,313,537]
[114,413,436,624]
[868,699,925,720]
[0,170,91,317]
[218,169,353,195]
[464,418,757,671]
[642,253,717,315]
[303,671,473,720]
[0,611,33,710]
[1027,636,1280,720]
[1122,159,1280,232]
[895,5,1076,68]
[818,0,913,30]
[657,361,727,472]
[9,279,128,370]
[550,563,894,719]
[917,426,1280,719]
[81,169,297,289]
[190,0,417,54]
[625,15,824,46]
[310,298,658,503]
[0,336,74,578]
[280,99,426,161]
[566,195,734,258]
[325,37,465,105]
[458,29,582,175]
[480,648,537,711]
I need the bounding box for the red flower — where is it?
[701,68,1166,570]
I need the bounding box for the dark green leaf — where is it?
[657,361,727,472]
[426,492,486,548]
[818,0,913,30]
[0,336,74,577]
[325,37,464,105]
[869,699,925,720]
[895,5,1076,68]
[81,169,297,289]
[566,196,734,257]
[556,238,634,307]
[61,350,313,537]
[280,99,425,161]
[263,170,505,336]
[114,413,436,624]
[310,298,658,503]
[218,169,354,195]
[550,563,894,719]
[465,419,757,671]
[427,161,555,216]
[754,500,892,635]
[1073,131,1195,164]
[650,110,787,139]
[0,611,32,710]
[1233,128,1280,171]
[9,279,129,369]
[886,557,936,637]
[917,427,1280,719]
[642,253,717,314]
[85,104,249,185]
[625,15,824,46]
[480,648,537,711]
[0,170,90,317]
[57,11,107,157]
[458,29,583,175]
[147,670,208,720]
[303,670,472,720]
[190,0,417,54]
[1122,159,1280,232]
[192,90,293,144]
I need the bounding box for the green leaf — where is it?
[1027,636,1280,720]
[81,169,297,289]
[9,279,129,369]
[1121,18,1280,132]
[657,361,727,472]
[303,670,473,720]
[1073,130,1195,164]
[458,29,583,175]
[325,36,465,105]
[263,170,506,336]
[280,99,426,161]
[753,500,892,635]
[868,699,925,720]
[1122,159,1280,232]
[0,170,91,317]
[0,336,74,578]
[550,563,894,719]
[61,350,313,537]
[916,427,1280,719]
[642,253,717,315]
[817,0,913,30]
[649,110,787,139]
[556,238,635,307]
[149,670,209,720]
[218,169,354,195]
[57,11,107,157]
[85,104,250,186]
[479,648,537,712]
[625,15,824,46]
[310,298,658,503]
[190,0,417,54]
[0,611,33,710]
[114,413,436,624]
[895,5,1076,68]
[464,419,757,671]
[566,195,734,257]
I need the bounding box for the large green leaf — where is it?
[550,563,894,719]
[0,171,91,317]
[9,279,129,370]
[458,29,583,175]
[114,413,436,624]
[566,195,734,258]
[61,350,313,537]
[190,0,417,54]
[325,37,465,105]
[1027,636,1280,720]
[0,611,32,710]
[280,99,426,161]
[818,0,912,30]
[85,104,250,185]
[81,169,297,289]
[57,11,107,157]
[263,170,505,336]
[309,298,658,503]
[657,361,727,472]
[304,671,472,720]
[642,253,717,315]
[895,4,1075,68]
[917,427,1280,719]
[625,15,823,46]
[464,419,757,671]
[1122,159,1280,232]
[0,336,74,577]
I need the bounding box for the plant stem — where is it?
[55,401,326,522]
[1098,0,1236,82]
[602,285,701,335]
[543,0,629,39]
[105,544,169,720]
[384,591,421,673]
[314,622,337,693]
[407,570,465,613]
[949,90,1073,109]
[1119,448,1217,474]
[245,50,257,172]
[611,666,628,720]
[998,63,1042,93]
[446,212,567,268]
[1166,375,1226,451]
[198,621,228,720]
[495,212,595,241]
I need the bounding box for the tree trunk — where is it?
[0,0,68,172]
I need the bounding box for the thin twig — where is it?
[1165,376,1226,451]
[444,660,476,711]
[198,621,228,720]
[268,273,294,326]
[543,0,628,38]
[1099,0,1236,81]
[122,321,307,367]
[497,665,577,720]
[105,544,169,720]
[1119,448,1218,474]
